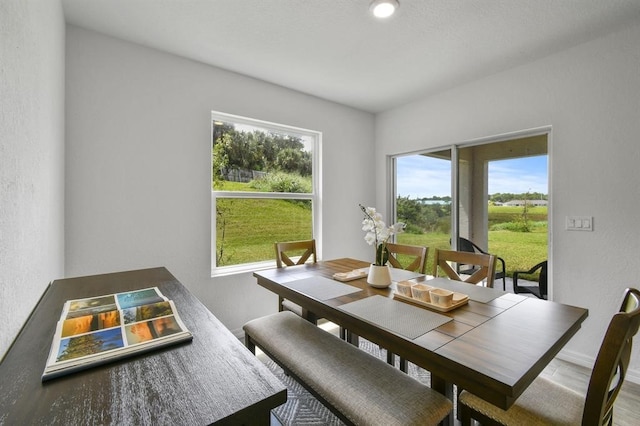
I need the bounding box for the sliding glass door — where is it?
[393,133,548,279]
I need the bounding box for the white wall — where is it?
[0,0,66,359]
[376,22,640,380]
[64,26,375,335]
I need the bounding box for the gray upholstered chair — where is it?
[459,287,640,426]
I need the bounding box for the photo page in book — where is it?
[42,287,193,381]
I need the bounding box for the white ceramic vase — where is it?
[367,264,392,288]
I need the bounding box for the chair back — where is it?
[538,261,548,297]
[453,237,507,290]
[434,249,496,287]
[457,237,477,253]
[582,288,640,425]
[275,240,317,268]
[385,243,428,274]
[512,260,548,299]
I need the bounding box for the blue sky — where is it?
[396,155,547,198]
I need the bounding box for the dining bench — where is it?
[243,311,452,426]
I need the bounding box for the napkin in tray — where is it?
[333,268,368,282]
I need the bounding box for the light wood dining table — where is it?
[254,258,588,423]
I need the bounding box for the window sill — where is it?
[211,260,276,278]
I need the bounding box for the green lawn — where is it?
[398,205,548,276]
[397,228,547,277]
[487,205,548,226]
[215,197,313,266]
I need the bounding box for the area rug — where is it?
[259,338,434,425]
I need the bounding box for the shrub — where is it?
[249,172,312,194]
[403,223,423,234]
[436,218,451,234]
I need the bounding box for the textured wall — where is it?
[0,0,66,359]
[64,26,375,336]
[376,22,640,381]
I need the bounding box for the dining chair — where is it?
[455,237,507,290]
[513,260,547,299]
[275,239,317,269]
[433,248,496,288]
[458,287,640,426]
[274,239,318,323]
[385,242,428,274]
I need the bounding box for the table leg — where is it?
[346,330,359,347]
[301,308,318,325]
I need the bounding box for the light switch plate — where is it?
[566,216,593,231]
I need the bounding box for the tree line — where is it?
[397,196,451,234]
[397,192,547,234]
[489,192,547,203]
[212,122,312,186]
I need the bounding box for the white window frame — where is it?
[210,111,322,277]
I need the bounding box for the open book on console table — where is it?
[42,287,192,381]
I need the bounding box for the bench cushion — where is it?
[244,311,452,425]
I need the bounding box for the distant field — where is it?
[488,205,548,226]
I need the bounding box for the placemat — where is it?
[427,277,506,303]
[390,268,425,282]
[284,277,361,301]
[337,295,452,339]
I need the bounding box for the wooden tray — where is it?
[332,268,368,282]
[393,291,469,312]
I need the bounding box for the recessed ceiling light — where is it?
[370,0,399,19]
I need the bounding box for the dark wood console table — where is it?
[0,267,286,425]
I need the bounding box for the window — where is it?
[211,112,321,275]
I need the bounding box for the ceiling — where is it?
[61,0,640,113]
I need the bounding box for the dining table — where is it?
[0,267,287,425]
[254,258,588,424]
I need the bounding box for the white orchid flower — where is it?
[359,204,406,266]
[364,232,377,246]
[361,221,374,232]
[389,222,406,234]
